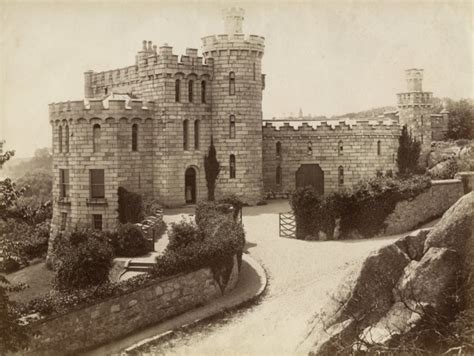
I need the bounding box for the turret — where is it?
[84,70,94,98]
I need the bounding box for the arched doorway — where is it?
[295,164,324,195]
[185,167,197,204]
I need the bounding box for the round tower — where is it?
[202,8,265,204]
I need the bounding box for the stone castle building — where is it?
[49,8,449,234]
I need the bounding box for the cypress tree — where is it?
[204,137,220,201]
[397,125,421,175]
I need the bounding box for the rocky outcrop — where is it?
[310,192,474,355]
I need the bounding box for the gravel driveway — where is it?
[134,200,405,356]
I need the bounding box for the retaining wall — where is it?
[21,255,240,355]
[384,179,465,235]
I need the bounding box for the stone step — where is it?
[126,265,154,273]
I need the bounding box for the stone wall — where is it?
[22,255,240,355]
[384,179,464,235]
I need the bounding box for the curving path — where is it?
[133,200,413,356]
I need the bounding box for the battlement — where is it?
[49,99,155,115]
[405,68,424,92]
[262,118,400,133]
[201,34,265,55]
[397,92,433,107]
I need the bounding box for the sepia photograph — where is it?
[0,0,473,355]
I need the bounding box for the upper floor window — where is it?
[194,120,200,150]
[58,126,63,153]
[229,72,235,96]
[188,80,194,102]
[175,79,181,102]
[276,141,282,157]
[229,115,236,139]
[276,165,282,185]
[104,87,108,95]
[132,124,138,151]
[65,125,70,153]
[307,141,312,155]
[201,81,206,103]
[183,119,189,150]
[60,169,70,198]
[338,166,344,186]
[253,63,256,81]
[93,124,101,153]
[90,169,105,199]
[338,140,343,156]
[377,140,381,156]
[229,155,236,179]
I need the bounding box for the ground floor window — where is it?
[92,214,103,230]
[60,212,67,231]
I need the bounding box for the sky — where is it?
[0,0,472,157]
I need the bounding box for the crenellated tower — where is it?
[397,69,433,148]
[202,7,265,204]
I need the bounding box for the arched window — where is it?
[276,165,282,185]
[132,124,138,151]
[175,79,181,102]
[93,124,101,153]
[307,141,312,155]
[194,120,200,150]
[229,72,235,96]
[229,115,236,139]
[58,126,63,153]
[183,120,189,150]
[229,155,236,179]
[338,140,343,156]
[377,140,381,156]
[276,141,282,157]
[188,80,194,102]
[201,81,206,103]
[338,166,344,186]
[65,125,69,153]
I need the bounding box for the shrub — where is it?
[111,223,149,257]
[167,219,204,251]
[397,125,422,176]
[218,194,244,220]
[52,229,114,291]
[204,139,220,201]
[195,201,233,232]
[117,187,144,224]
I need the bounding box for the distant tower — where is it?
[397,69,433,148]
[202,8,265,204]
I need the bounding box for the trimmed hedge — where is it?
[110,223,149,257]
[117,187,144,224]
[290,175,432,240]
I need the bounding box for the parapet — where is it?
[201,33,265,55]
[405,68,424,92]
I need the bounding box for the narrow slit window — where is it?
[194,120,200,150]
[58,126,63,153]
[377,140,381,156]
[229,155,236,179]
[276,165,282,185]
[338,140,343,156]
[229,115,236,139]
[307,141,312,155]
[183,119,189,150]
[276,141,282,157]
[175,79,181,102]
[60,169,70,198]
[229,72,235,96]
[132,124,138,151]
[93,124,101,153]
[201,81,206,103]
[338,166,344,186]
[65,125,70,153]
[188,80,194,102]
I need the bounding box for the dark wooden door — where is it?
[295,164,324,195]
[185,167,196,204]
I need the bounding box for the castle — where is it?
[49,8,449,234]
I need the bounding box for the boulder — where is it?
[394,229,430,261]
[394,247,462,308]
[309,319,357,356]
[423,192,474,255]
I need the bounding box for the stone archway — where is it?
[295,164,324,195]
[185,167,197,204]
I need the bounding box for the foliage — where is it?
[195,201,234,231]
[218,194,244,220]
[0,149,14,168]
[445,99,474,140]
[167,219,204,250]
[204,138,220,201]
[52,229,114,291]
[0,275,28,354]
[3,147,52,180]
[429,158,459,180]
[110,223,149,257]
[16,171,52,201]
[117,187,145,224]
[397,125,422,175]
[291,175,432,239]
[0,178,26,216]
[142,196,163,216]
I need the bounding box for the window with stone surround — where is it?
[276,141,282,157]
[92,124,101,153]
[188,80,194,102]
[229,72,235,96]
[89,169,105,199]
[65,125,69,153]
[183,120,189,150]
[338,140,343,156]
[132,124,138,151]
[276,165,282,185]
[58,126,63,153]
[175,79,181,102]
[194,120,200,150]
[229,155,236,179]
[92,214,103,231]
[229,115,236,139]
[60,169,70,198]
[338,166,344,186]
[201,81,206,103]
[377,140,381,156]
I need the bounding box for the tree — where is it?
[446,99,474,140]
[0,150,14,168]
[204,138,220,201]
[397,125,421,175]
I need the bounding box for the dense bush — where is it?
[218,194,244,220]
[117,187,144,224]
[397,125,422,175]
[429,158,459,180]
[52,229,114,291]
[195,201,234,231]
[291,175,432,239]
[167,219,204,250]
[111,223,149,257]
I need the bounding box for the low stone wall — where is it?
[384,179,464,235]
[455,171,474,194]
[22,255,240,355]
